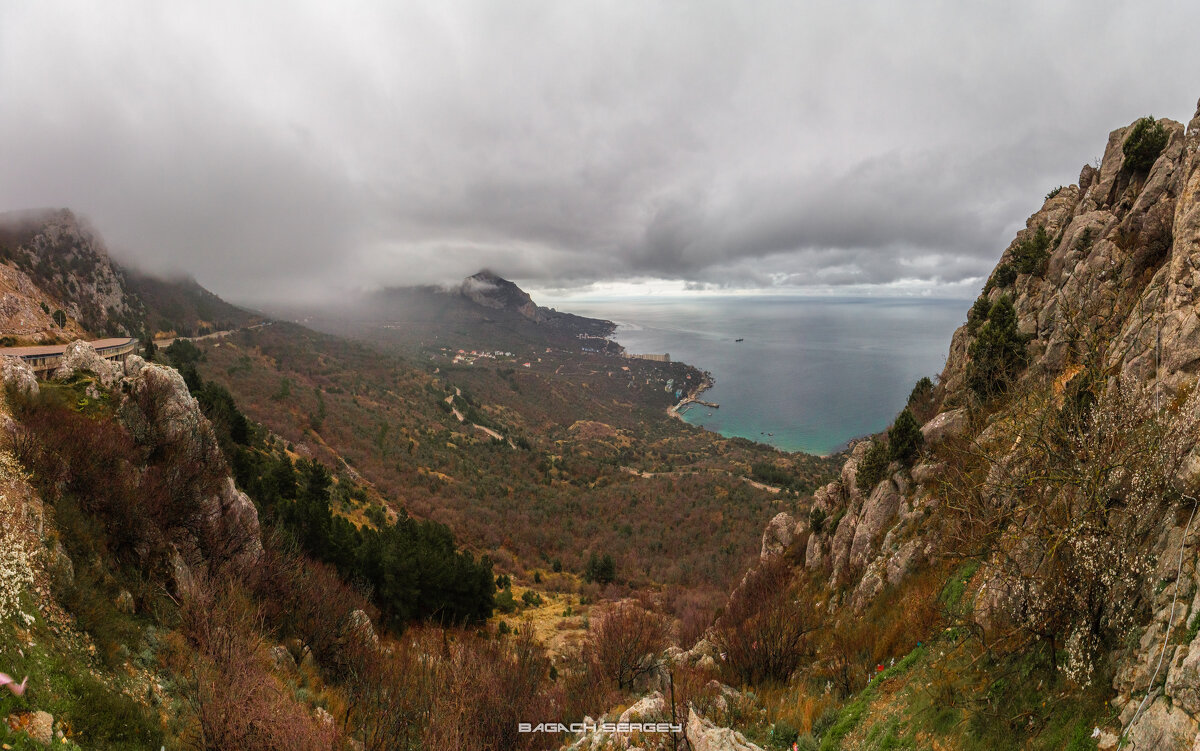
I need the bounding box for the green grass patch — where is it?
[940,560,981,614]
[0,597,163,750]
[818,646,925,750]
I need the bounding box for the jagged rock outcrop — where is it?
[759,512,794,559]
[53,340,123,387]
[111,352,263,575]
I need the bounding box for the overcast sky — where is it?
[1,1,1198,304]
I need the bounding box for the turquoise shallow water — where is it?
[559,296,968,455]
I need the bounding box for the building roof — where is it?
[0,337,136,358]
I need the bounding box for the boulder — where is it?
[270,645,298,674]
[345,608,379,647]
[760,512,794,559]
[686,707,764,751]
[618,691,665,724]
[0,356,38,397]
[115,589,135,614]
[53,340,123,387]
[920,409,968,445]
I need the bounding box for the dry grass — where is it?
[504,584,591,658]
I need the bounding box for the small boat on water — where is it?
[735,338,744,342]
[706,411,713,416]
[767,432,774,437]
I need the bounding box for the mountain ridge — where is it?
[0,208,259,342]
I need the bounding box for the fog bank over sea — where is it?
[556,296,967,455]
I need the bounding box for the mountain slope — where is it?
[0,208,142,339]
[0,208,258,342]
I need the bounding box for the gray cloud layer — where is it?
[2,1,1198,303]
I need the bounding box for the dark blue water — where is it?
[559,296,967,455]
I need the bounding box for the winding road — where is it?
[444,387,513,447]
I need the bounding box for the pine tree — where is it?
[856,440,891,492]
[888,408,924,465]
[966,296,1028,400]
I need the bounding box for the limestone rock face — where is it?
[759,512,794,559]
[840,441,871,500]
[0,262,87,340]
[120,363,210,445]
[848,480,901,575]
[741,101,1200,748]
[1121,698,1198,750]
[209,477,264,565]
[123,353,149,378]
[54,340,123,387]
[117,360,262,571]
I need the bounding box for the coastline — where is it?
[667,371,715,421]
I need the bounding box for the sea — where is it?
[554,296,968,456]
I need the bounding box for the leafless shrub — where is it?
[178,573,340,751]
[341,630,439,751]
[587,600,671,692]
[712,556,819,686]
[423,627,559,751]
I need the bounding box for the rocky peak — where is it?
[458,270,543,321]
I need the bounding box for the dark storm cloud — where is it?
[1,1,1198,303]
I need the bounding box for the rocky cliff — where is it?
[750,99,1200,748]
[1,343,262,584]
